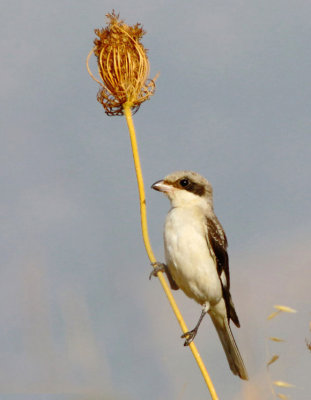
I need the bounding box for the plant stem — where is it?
[123,102,219,400]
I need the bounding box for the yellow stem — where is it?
[123,102,219,400]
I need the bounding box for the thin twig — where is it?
[122,102,219,400]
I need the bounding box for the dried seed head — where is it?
[87,11,156,116]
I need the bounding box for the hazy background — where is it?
[1,0,310,399]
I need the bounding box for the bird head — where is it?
[152,171,213,209]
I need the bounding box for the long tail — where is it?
[211,315,249,380]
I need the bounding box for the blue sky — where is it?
[1,1,311,399]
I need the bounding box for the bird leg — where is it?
[181,307,208,346]
[149,262,166,280]
[149,262,179,290]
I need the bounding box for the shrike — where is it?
[151,171,248,380]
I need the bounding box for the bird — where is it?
[151,170,248,380]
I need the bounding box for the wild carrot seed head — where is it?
[88,11,156,115]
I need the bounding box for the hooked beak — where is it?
[151,179,173,193]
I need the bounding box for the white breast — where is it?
[164,206,222,306]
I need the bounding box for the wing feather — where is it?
[206,216,240,327]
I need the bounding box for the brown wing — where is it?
[206,216,240,328]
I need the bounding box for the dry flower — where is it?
[87,11,156,115]
[274,305,297,313]
[268,305,297,320]
[267,354,279,367]
[276,394,289,399]
[269,337,285,342]
[273,381,295,388]
[267,310,281,320]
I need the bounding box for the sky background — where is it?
[1,0,311,399]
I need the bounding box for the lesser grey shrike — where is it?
[151,171,248,380]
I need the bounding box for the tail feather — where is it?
[211,315,248,380]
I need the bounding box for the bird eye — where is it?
[179,178,189,187]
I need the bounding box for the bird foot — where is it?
[181,329,198,346]
[149,262,166,280]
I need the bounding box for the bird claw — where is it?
[149,262,166,280]
[181,329,197,346]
